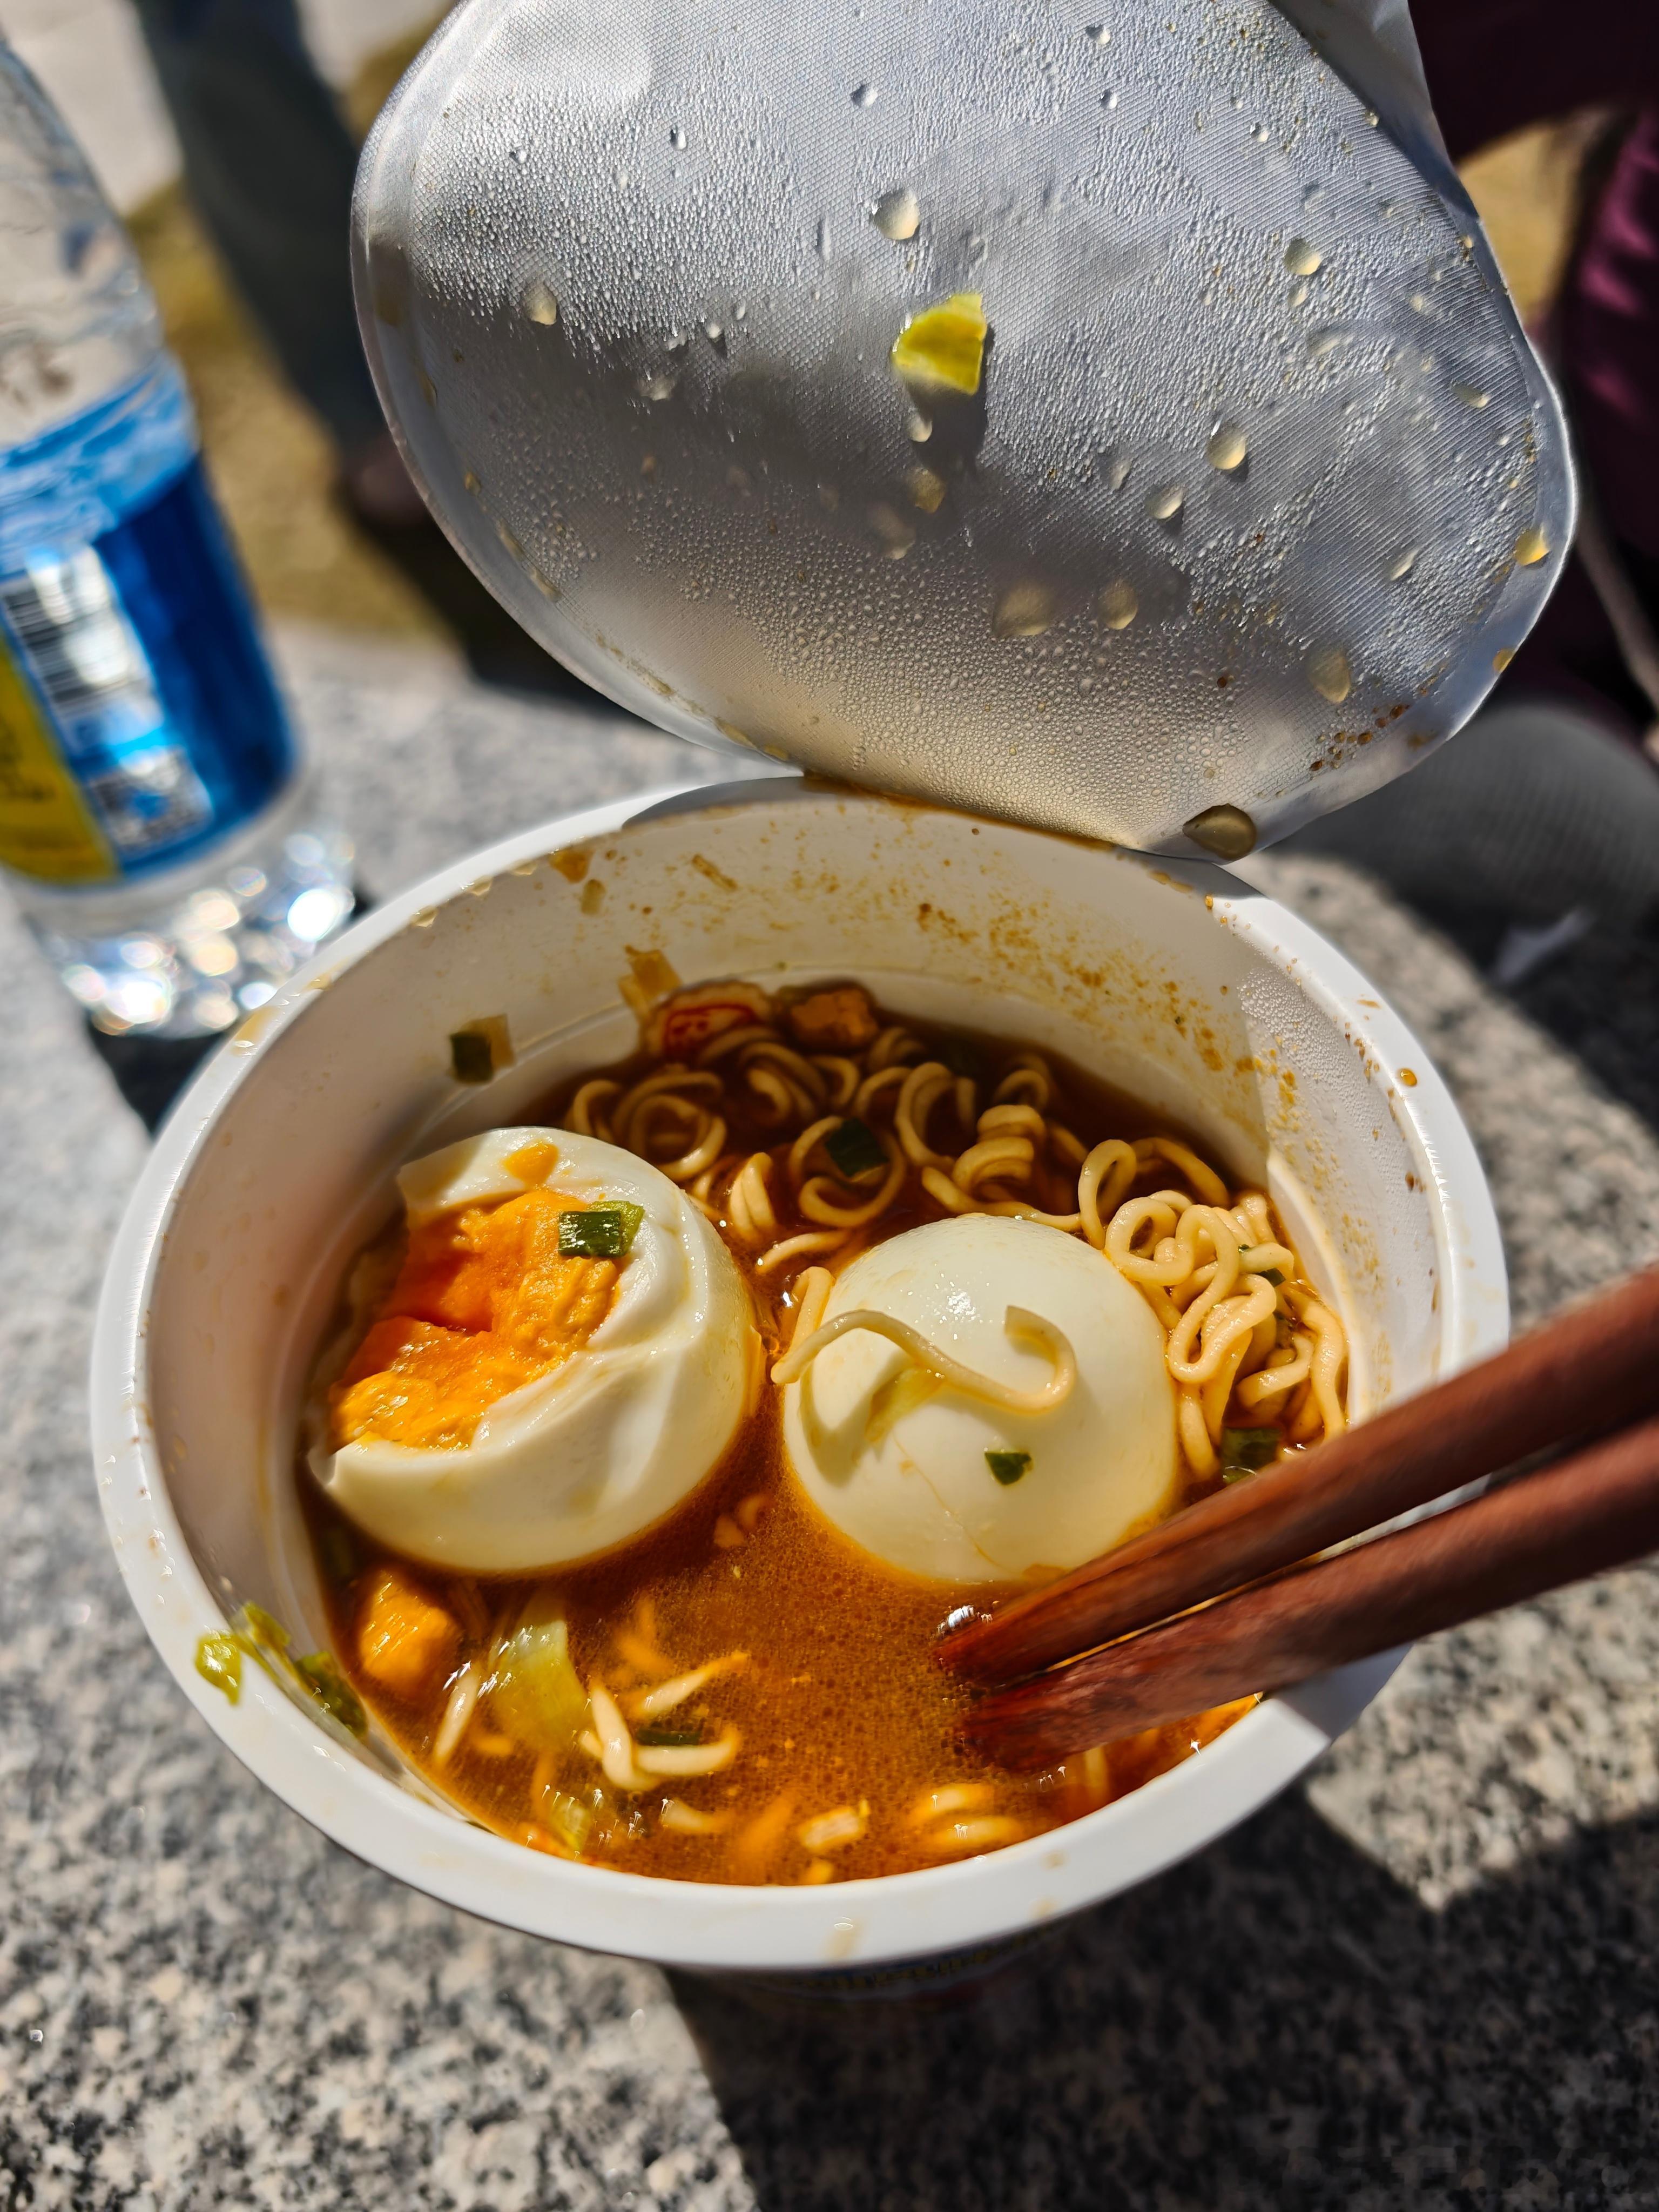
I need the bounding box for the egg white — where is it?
[311,1128,760,1571]
[780,1214,1179,1583]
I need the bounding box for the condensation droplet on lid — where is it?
[906,409,933,443]
[1097,579,1138,629]
[1284,238,1322,276]
[1386,547,1418,581]
[669,125,686,149]
[1102,89,1119,109]
[1100,451,1130,493]
[639,370,678,401]
[1493,646,1515,672]
[702,319,725,350]
[1184,805,1257,860]
[852,82,878,107]
[1307,328,1342,360]
[1206,422,1247,471]
[1145,483,1184,522]
[1515,527,1549,566]
[1306,643,1353,703]
[1084,22,1110,42]
[1250,123,1267,143]
[993,582,1056,638]
[1453,382,1489,408]
[907,466,947,512]
[868,503,915,557]
[871,188,920,240]
[1287,280,1310,307]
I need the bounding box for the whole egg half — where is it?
[781,1214,1178,1584]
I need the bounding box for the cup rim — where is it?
[90,781,1508,1974]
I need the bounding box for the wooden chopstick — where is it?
[941,1265,1659,1691]
[957,1410,1659,1772]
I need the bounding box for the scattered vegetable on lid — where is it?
[986,1449,1033,1486]
[824,1117,887,1179]
[558,1202,645,1258]
[890,292,989,395]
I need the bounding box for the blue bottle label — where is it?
[0,436,296,886]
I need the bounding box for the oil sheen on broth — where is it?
[302,979,1348,1886]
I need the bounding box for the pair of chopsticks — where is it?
[943,1267,1659,1772]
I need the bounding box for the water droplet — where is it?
[993,582,1056,638]
[1100,451,1130,493]
[1306,328,1342,360]
[1287,280,1310,308]
[1306,643,1353,703]
[817,483,840,511]
[1145,483,1184,522]
[1453,382,1489,409]
[906,409,933,443]
[1386,547,1418,581]
[1102,89,1119,109]
[1284,238,1323,276]
[1250,123,1268,143]
[1493,646,1515,673]
[639,370,678,401]
[871,188,920,241]
[701,319,726,354]
[1097,579,1138,629]
[852,82,878,107]
[1084,22,1110,42]
[669,124,686,149]
[1514,527,1548,567]
[1185,805,1257,860]
[521,277,559,326]
[868,503,915,557]
[908,466,947,512]
[1206,422,1247,472]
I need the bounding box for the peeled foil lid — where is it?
[353,0,1573,859]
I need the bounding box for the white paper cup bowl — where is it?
[91,784,1506,1979]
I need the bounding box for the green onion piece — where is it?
[194,1633,242,1704]
[558,1202,644,1258]
[986,1448,1033,1487]
[1221,1427,1281,1481]
[449,1029,496,1084]
[294,1652,368,1738]
[319,1523,359,1586]
[1259,1267,1285,1286]
[825,1117,887,1178]
[488,1615,588,1749]
[635,1725,704,1748]
[546,1791,594,1855]
[237,1602,289,1653]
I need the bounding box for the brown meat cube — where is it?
[356,1567,460,1701]
[785,986,879,1051]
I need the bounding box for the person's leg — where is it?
[1410,1,1659,728]
[131,0,386,463]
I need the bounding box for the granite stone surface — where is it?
[4,631,1659,2210]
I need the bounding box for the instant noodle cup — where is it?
[92,782,1506,1985]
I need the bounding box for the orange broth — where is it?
[302,992,1322,1885]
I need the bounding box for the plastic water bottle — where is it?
[0,46,353,1039]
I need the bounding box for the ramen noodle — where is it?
[299,979,1346,1884]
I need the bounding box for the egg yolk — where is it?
[329,1189,619,1451]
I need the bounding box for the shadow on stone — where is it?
[672,1790,1659,2210]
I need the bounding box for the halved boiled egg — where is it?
[778,1214,1178,1584]
[310,1128,759,1571]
